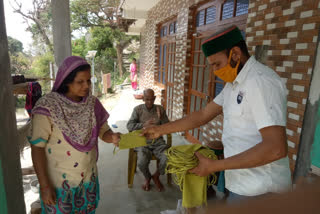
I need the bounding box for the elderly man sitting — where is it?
[126,89,169,192]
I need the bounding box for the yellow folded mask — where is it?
[113,130,147,154]
[119,130,147,149]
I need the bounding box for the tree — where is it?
[87,27,117,75]
[29,52,54,93]
[110,29,138,77]
[7,36,23,55]
[72,27,117,74]
[70,0,137,78]
[30,52,54,78]
[11,0,53,53]
[7,36,31,74]
[10,53,31,75]
[87,27,114,54]
[70,0,125,30]
[72,36,88,58]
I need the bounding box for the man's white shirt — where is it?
[214,56,292,196]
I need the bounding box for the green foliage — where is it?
[7,36,31,74]
[87,27,114,55]
[70,0,140,91]
[30,52,54,77]
[28,52,54,93]
[70,0,121,30]
[72,36,88,57]
[10,53,31,75]
[111,29,139,47]
[128,50,140,62]
[94,52,116,74]
[15,96,26,108]
[7,36,23,55]
[113,69,130,85]
[72,27,117,74]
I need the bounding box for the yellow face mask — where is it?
[213,50,240,82]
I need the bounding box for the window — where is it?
[169,21,177,35]
[168,21,177,35]
[222,0,234,20]
[196,10,205,27]
[169,23,174,34]
[162,44,167,84]
[158,45,162,82]
[157,19,176,85]
[236,0,249,16]
[161,26,167,37]
[196,6,217,27]
[222,0,249,20]
[206,6,216,24]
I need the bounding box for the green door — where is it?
[311,104,320,167]
[0,159,8,214]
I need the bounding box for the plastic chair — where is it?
[127,134,172,188]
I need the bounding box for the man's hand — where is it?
[143,118,157,128]
[189,152,216,177]
[40,184,56,205]
[111,132,121,147]
[141,126,161,139]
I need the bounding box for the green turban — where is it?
[201,25,244,57]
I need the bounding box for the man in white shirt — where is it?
[142,25,292,202]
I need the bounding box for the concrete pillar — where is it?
[0,0,26,213]
[52,0,72,67]
[294,30,320,181]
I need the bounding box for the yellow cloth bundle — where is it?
[113,130,147,154]
[119,130,147,149]
[166,144,217,208]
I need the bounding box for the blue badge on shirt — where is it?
[237,91,244,104]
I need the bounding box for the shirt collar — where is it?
[233,56,256,85]
[143,104,155,112]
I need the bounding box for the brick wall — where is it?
[139,0,320,172]
[246,0,320,171]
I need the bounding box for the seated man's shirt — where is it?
[127,104,169,144]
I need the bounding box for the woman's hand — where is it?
[102,130,121,146]
[31,146,56,204]
[112,132,121,147]
[40,184,56,205]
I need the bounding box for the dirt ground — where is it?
[99,90,123,112]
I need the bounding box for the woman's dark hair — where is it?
[226,40,250,58]
[132,58,136,61]
[56,64,91,94]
